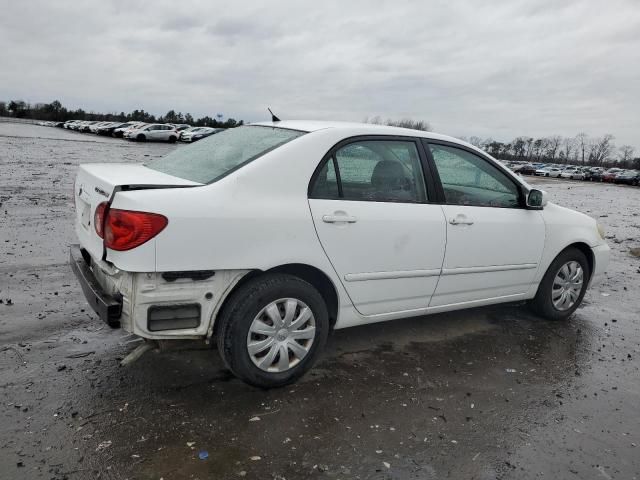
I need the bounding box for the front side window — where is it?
[429,144,521,208]
[310,140,427,203]
[147,126,305,184]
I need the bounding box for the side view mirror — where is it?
[526,189,548,209]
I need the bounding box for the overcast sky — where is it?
[1,0,639,148]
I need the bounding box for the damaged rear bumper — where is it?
[70,245,122,327]
[70,245,250,340]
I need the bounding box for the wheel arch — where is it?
[564,242,594,277]
[543,241,594,280]
[211,263,340,337]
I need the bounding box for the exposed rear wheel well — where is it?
[213,264,339,336]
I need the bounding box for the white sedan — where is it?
[561,167,585,180]
[71,121,610,388]
[535,167,562,177]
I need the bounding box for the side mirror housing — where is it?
[526,189,547,209]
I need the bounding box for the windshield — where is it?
[146,125,305,184]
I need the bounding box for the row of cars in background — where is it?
[501,160,640,186]
[37,120,223,143]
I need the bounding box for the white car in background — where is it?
[561,167,585,180]
[126,124,179,142]
[179,126,205,141]
[71,121,609,388]
[116,122,146,138]
[535,167,562,177]
[180,127,220,142]
[89,121,113,133]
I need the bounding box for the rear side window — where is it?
[147,126,305,184]
[310,140,427,203]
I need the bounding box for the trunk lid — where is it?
[74,163,200,262]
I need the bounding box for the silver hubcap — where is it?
[247,298,316,373]
[552,261,584,311]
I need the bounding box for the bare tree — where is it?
[364,116,430,131]
[386,118,431,131]
[545,135,562,161]
[532,138,545,160]
[575,132,588,165]
[512,137,527,159]
[588,134,615,165]
[468,136,483,148]
[618,145,635,164]
[363,115,383,125]
[560,136,574,164]
[525,137,534,159]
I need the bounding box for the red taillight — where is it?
[104,209,168,251]
[94,202,108,238]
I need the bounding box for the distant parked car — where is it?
[79,121,100,133]
[89,121,113,133]
[127,124,179,142]
[560,167,585,180]
[179,126,203,141]
[614,170,640,186]
[96,122,130,136]
[171,124,192,133]
[585,167,604,182]
[116,122,145,138]
[182,127,223,142]
[535,167,562,177]
[515,163,536,175]
[603,168,623,183]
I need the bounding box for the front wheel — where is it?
[136,134,146,142]
[530,247,590,320]
[216,273,329,388]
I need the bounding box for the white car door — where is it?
[149,125,162,140]
[308,138,447,316]
[424,142,545,307]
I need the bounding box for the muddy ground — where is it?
[1,123,639,480]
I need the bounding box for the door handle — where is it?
[449,216,474,226]
[322,215,357,224]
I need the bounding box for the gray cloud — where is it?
[0,0,638,148]
[161,16,203,32]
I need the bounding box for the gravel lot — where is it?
[1,123,639,480]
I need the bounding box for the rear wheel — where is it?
[216,273,329,388]
[168,136,177,143]
[531,247,590,320]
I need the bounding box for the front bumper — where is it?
[70,245,122,327]
[589,243,610,288]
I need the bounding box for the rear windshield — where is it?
[146,125,305,184]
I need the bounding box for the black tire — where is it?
[216,273,329,388]
[168,136,177,143]
[530,247,590,321]
[136,134,146,142]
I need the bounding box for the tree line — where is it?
[0,99,244,129]
[365,116,638,169]
[455,133,637,169]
